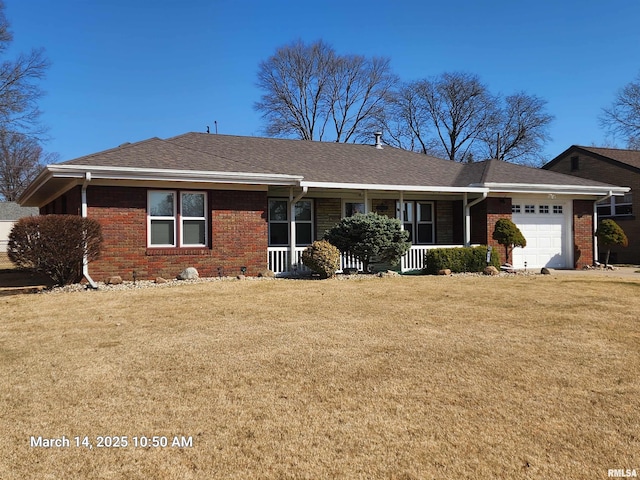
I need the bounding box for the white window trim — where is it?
[180,191,208,247]
[397,201,435,245]
[148,190,177,247]
[148,190,208,248]
[416,201,435,245]
[597,194,633,217]
[268,198,314,247]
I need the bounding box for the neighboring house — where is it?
[544,146,640,264]
[0,202,38,253]
[17,133,628,280]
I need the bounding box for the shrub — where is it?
[492,218,526,264]
[324,212,411,272]
[301,240,340,278]
[423,246,501,275]
[596,219,628,265]
[8,215,103,286]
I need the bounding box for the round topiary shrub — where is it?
[301,240,340,278]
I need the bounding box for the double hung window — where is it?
[148,191,207,247]
[398,201,434,244]
[268,199,313,246]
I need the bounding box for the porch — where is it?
[267,245,464,276]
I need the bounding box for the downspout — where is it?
[289,186,308,272]
[464,191,488,246]
[81,172,98,289]
[594,190,613,264]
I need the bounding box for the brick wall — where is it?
[573,199,594,268]
[471,197,512,264]
[81,186,268,280]
[546,150,639,264]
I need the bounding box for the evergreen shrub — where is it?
[301,240,340,278]
[423,246,501,275]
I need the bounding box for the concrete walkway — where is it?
[550,266,640,278]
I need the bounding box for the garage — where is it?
[511,199,570,269]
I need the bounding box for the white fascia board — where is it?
[300,181,489,194]
[47,164,303,186]
[479,182,630,196]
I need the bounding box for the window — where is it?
[597,193,633,217]
[512,204,521,214]
[539,205,549,214]
[149,191,176,246]
[148,190,207,247]
[345,202,365,217]
[553,205,563,214]
[397,201,434,244]
[417,202,434,244]
[268,199,313,246]
[525,205,535,214]
[181,192,206,246]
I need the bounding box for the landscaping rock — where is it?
[105,275,123,285]
[541,267,552,275]
[236,274,246,280]
[484,266,500,276]
[377,270,400,277]
[438,269,452,276]
[257,269,275,278]
[155,277,168,284]
[177,267,199,280]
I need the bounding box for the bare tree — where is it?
[378,73,552,163]
[0,0,51,200]
[255,40,396,143]
[0,1,50,138]
[375,81,435,154]
[0,131,56,201]
[328,55,397,142]
[479,92,553,165]
[601,73,640,149]
[416,72,495,161]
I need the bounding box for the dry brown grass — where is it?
[1,274,639,479]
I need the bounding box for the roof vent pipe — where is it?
[374,132,383,150]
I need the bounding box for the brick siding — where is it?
[573,199,595,268]
[546,151,639,264]
[49,186,269,280]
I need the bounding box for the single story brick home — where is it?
[543,145,639,264]
[18,133,628,281]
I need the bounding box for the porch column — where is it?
[398,191,404,229]
[289,186,308,270]
[363,190,369,213]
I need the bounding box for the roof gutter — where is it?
[81,172,98,289]
[46,164,304,186]
[477,182,630,196]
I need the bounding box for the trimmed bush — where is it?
[301,240,340,278]
[423,246,501,275]
[8,215,103,286]
[324,212,411,272]
[596,218,628,265]
[492,218,526,265]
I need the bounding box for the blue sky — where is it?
[6,0,640,162]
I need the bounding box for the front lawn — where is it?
[1,274,639,479]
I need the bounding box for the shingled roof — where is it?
[60,132,616,189]
[545,145,640,171]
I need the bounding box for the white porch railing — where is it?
[268,245,466,276]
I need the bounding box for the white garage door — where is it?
[511,200,569,269]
